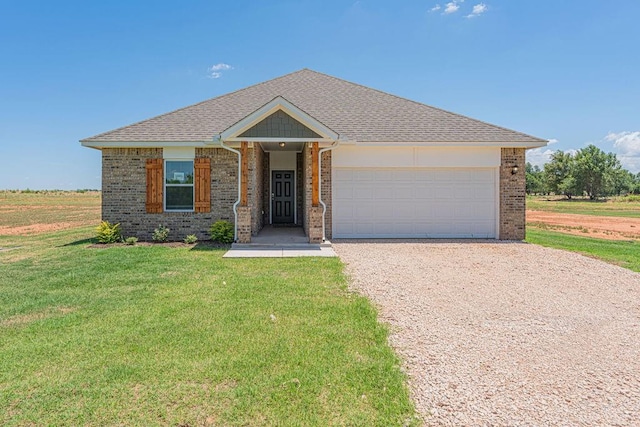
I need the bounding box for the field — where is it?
[0,191,417,426]
[0,190,100,235]
[527,195,640,241]
[526,195,640,272]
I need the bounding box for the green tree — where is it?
[611,169,635,196]
[525,162,544,194]
[573,145,621,199]
[543,150,577,199]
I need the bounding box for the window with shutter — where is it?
[165,160,194,211]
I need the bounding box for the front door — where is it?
[272,170,295,224]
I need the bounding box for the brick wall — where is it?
[320,151,332,240]
[302,143,311,238]
[301,143,325,243]
[499,148,526,240]
[249,145,265,236]
[102,147,237,241]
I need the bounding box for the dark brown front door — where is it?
[272,170,295,224]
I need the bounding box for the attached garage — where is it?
[332,146,500,239]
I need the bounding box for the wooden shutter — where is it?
[194,157,211,213]
[146,159,163,213]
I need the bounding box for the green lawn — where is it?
[526,226,640,272]
[0,227,417,426]
[527,195,640,218]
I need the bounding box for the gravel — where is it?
[333,241,640,427]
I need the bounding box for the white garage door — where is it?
[333,168,497,238]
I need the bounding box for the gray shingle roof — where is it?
[81,69,546,145]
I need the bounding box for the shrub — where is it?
[152,225,170,242]
[184,234,198,244]
[95,221,122,244]
[210,220,234,244]
[124,236,138,245]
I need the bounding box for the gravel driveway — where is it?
[333,241,640,426]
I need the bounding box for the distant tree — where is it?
[611,169,635,196]
[543,151,576,199]
[632,173,640,194]
[573,145,621,199]
[525,162,545,194]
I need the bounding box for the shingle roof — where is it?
[81,69,546,145]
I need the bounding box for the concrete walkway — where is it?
[223,246,336,258]
[223,225,336,257]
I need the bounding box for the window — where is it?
[165,160,194,211]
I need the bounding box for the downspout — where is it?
[318,139,340,242]
[218,136,241,242]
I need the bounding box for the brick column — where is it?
[308,206,323,243]
[499,148,526,240]
[236,206,252,243]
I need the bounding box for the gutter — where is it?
[318,139,341,242]
[216,136,241,242]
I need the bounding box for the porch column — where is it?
[240,141,248,206]
[308,142,323,243]
[311,142,319,207]
[237,141,252,243]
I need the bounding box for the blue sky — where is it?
[1,0,639,190]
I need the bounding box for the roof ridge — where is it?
[304,69,547,143]
[81,69,311,142]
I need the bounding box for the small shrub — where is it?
[95,221,122,244]
[124,236,138,245]
[184,234,198,244]
[152,225,170,242]
[210,220,234,244]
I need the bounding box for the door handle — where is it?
[271,192,275,200]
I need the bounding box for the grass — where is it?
[527,195,640,218]
[0,192,417,426]
[0,227,417,425]
[526,226,640,272]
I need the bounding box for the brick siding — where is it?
[102,147,237,241]
[499,148,526,240]
[248,145,265,236]
[321,150,332,240]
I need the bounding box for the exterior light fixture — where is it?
[279,142,286,148]
[511,165,519,175]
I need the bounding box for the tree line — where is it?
[526,144,640,199]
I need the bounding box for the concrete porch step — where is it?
[232,240,332,249]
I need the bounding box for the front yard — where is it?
[0,224,416,426]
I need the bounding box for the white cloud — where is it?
[526,148,555,169]
[605,131,640,173]
[465,3,488,18]
[430,4,441,12]
[208,63,233,79]
[548,138,559,145]
[443,1,461,14]
[210,63,232,71]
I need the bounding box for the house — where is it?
[81,69,547,243]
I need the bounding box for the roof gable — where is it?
[81,69,547,148]
[239,110,321,139]
[220,96,338,142]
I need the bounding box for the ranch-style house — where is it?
[81,69,547,243]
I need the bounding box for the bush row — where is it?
[95,220,234,245]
